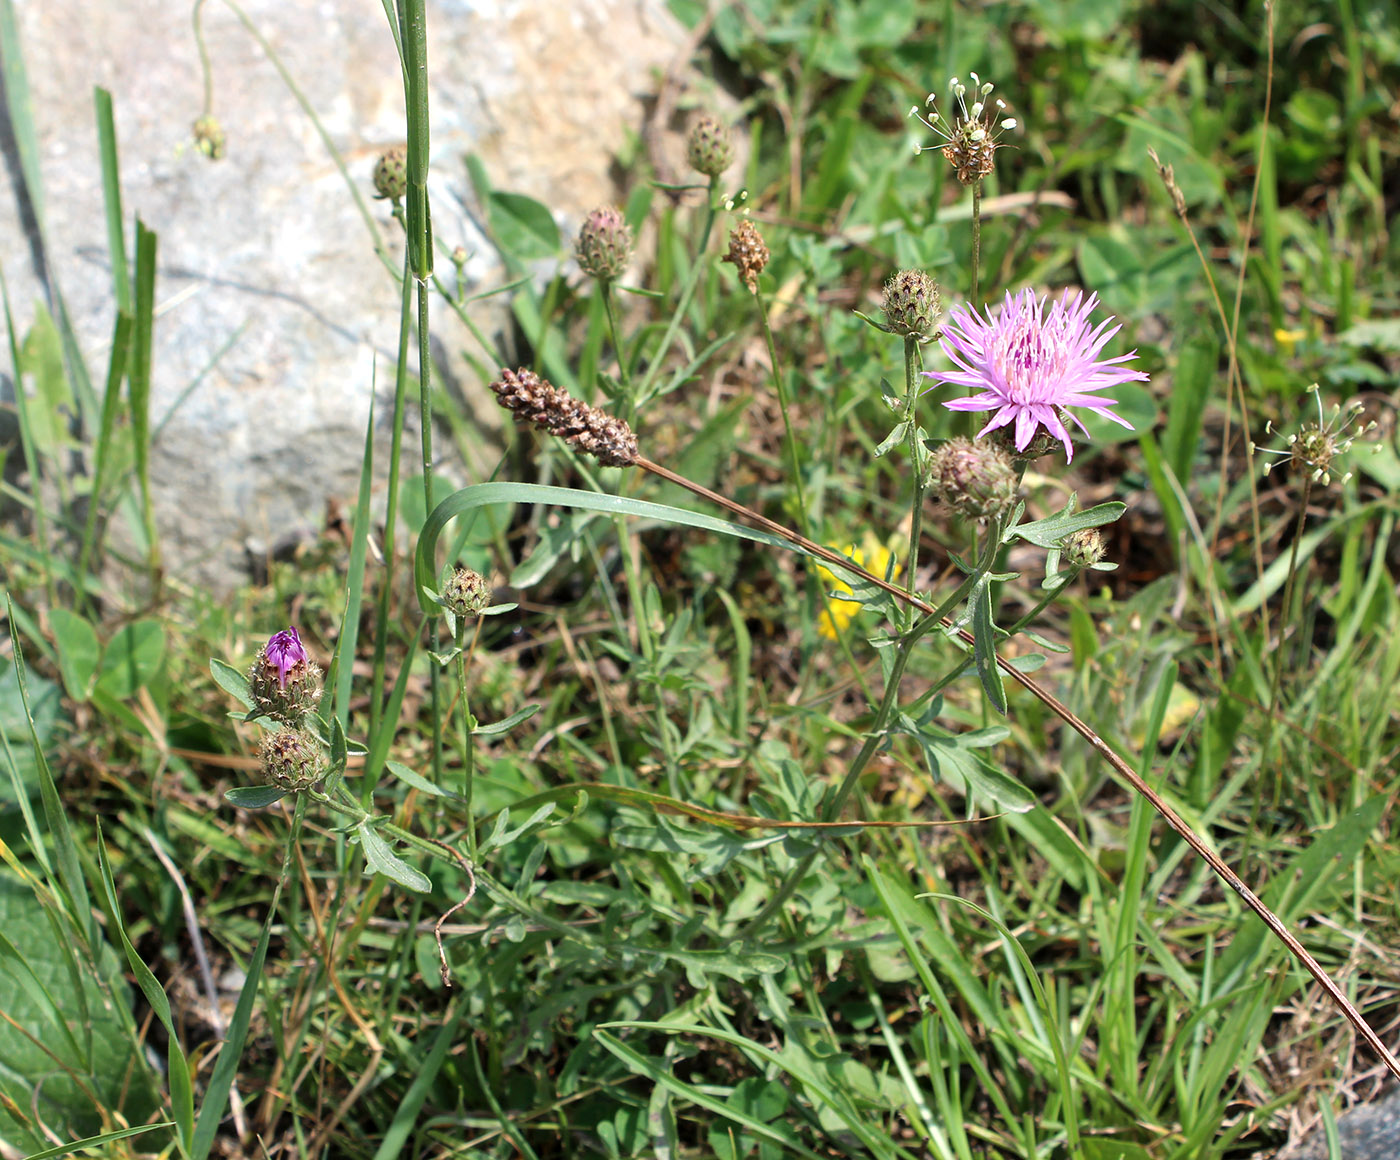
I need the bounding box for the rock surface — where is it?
[0,0,690,590]
[1288,1089,1400,1160]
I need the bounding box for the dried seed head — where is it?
[1147,148,1188,220]
[926,436,1019,522]
[882,270,943,338]
[260,728,324,793]
[686,115,734,178]
[373,146,408,202]
[443,567,491,618]
[722,220,769,293]
[193,115,226,161]
[490,368,639,467]
[575,206,634,282]
[910,72,1017,185]
[1064,528,1107,569]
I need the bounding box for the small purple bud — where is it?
[264,627,307,689]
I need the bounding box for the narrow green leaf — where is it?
[1011,501,1126,548]
[418,483,820,615]
[332,394,375,732]
[19,1121,177,1160]
[357,821,432,893]
[224,785,288,809]
[472,703,540,737]
[384,759,456,798]
[6,599,96,953]
[970,577,1007,715]
[191,798,301,1160]
[130,220,160,572]
[93,87,131,314]
[94,828,193,1152]
[1161,334,1216,481]
[209,658,254,709]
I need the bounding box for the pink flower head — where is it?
[923,288,1147,462]
[264,627,307,689]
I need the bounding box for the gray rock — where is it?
[1,0,691,591]
[1288,1089,1400,1160]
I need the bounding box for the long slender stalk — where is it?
[631,177,720,407]
[902,335,926,600]
[755,291,809,536]
[631,451,1400,1081]
[969,177,982,308]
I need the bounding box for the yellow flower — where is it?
[1274,327,1306,358]
[816,533,902,640]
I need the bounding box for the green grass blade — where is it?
[190,797,305,1160]
[129,220,160,578]
[93,87,131,314]
[0,261,56,602]
[593,1029,829,1160]
[18,1121,177,1160]
[5,596,96,953]
[94,825,194,1153]
[326,394,374,731]
[76,309,134,592]
[369,999,468,1160]
[416,482,818,615]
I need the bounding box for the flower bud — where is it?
[882,270,942,338]
[686,115,733,178]
[722,220,769,293]
[1064,528,1106,568]
[926,437,1018,522]
[193,115,226,161]
[248,627,323,724]
[574,206,633,282]
[373,146,408,202]
[443,567,490,618]
[259,728,324,793]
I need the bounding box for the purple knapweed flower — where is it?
[923,288,1147,462]
[264,627,307,689]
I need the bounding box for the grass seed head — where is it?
[722,220,769,293]
[490,368,639,467]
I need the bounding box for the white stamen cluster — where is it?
[909,72,1017,163]
[1251,384,1378,486]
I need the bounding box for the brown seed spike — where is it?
[722,220,769,293]
[490,368,638,467]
